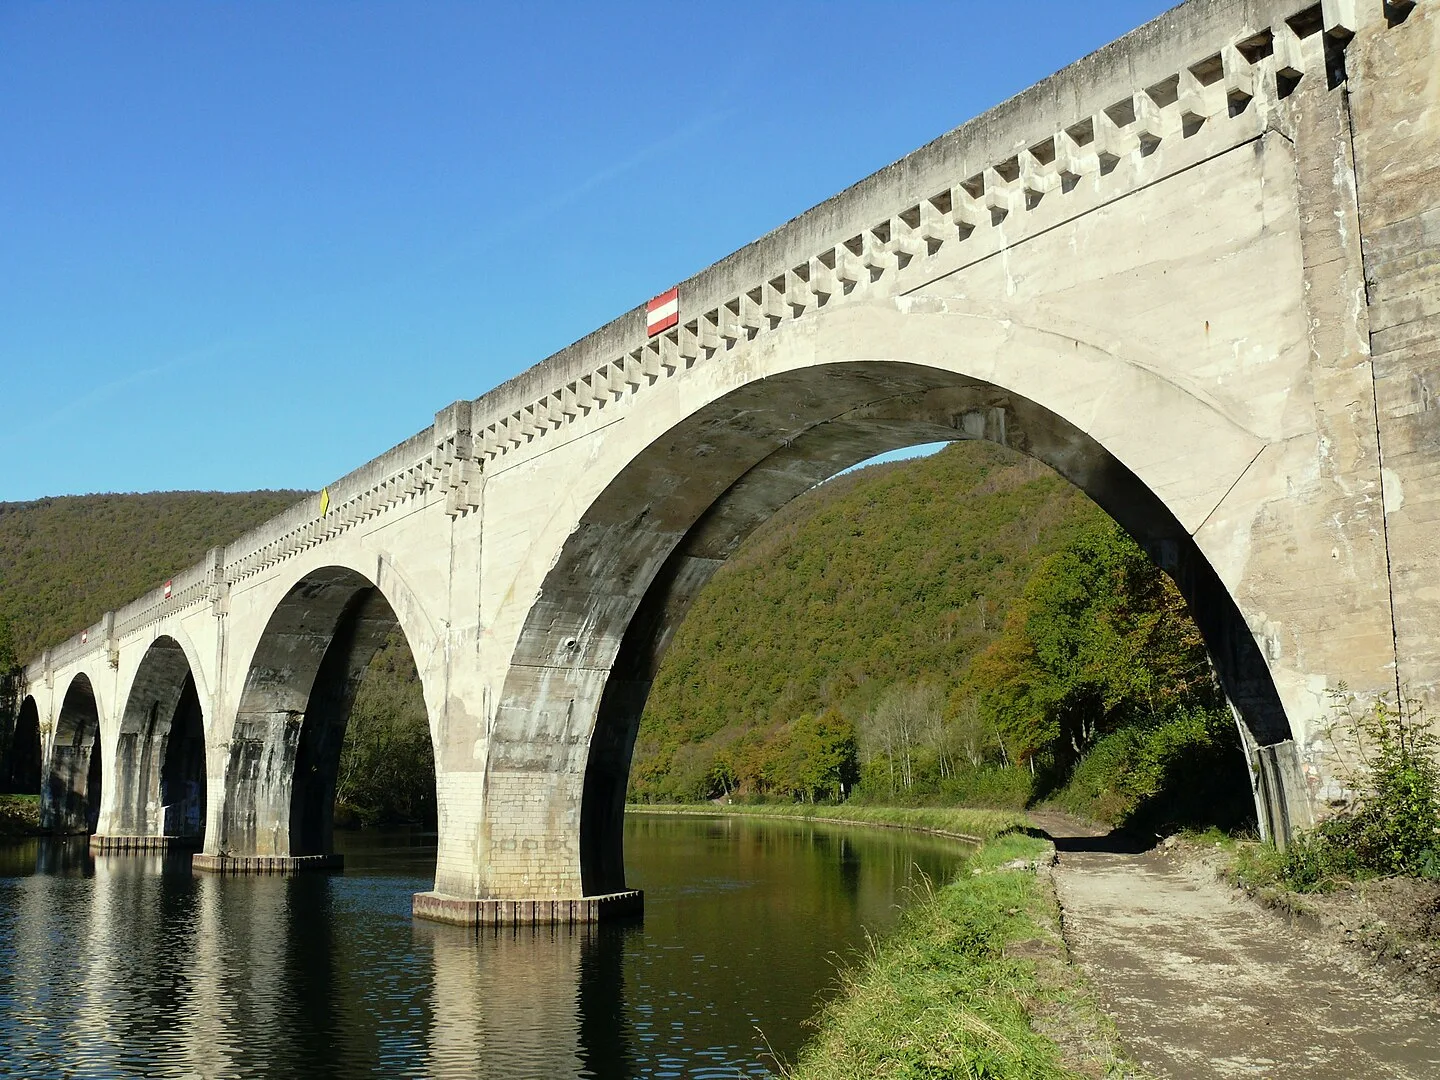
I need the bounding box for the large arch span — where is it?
[92,635,209,850]
[471,306,1300,903]
[43,673,103,835]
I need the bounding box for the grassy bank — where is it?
[0,795,41,838]
[634,803,1135,1078]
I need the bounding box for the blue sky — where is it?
[0,2,1174,501]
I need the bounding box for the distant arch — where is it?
[112,636,206,841]
[215,565,432,858]
[45,673,102,833]
[6,696,41,795]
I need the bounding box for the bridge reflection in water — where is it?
[0,815,963,1079]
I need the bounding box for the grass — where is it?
[631,802,1026,843]
[0,794,41,838]
[634,802,1141,1078]
[787,833,1135,1080]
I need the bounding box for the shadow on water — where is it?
[0,816,967,1079]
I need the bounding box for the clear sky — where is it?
[1,1,1175,502]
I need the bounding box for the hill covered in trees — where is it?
[632,443,1102,800]
[633,442,1252,829]
[0,490,306,662]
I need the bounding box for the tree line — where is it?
[630,443,1252,828]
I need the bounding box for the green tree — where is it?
[970,522,1221,769]
[335,633,436,826]
[0,616,15,673]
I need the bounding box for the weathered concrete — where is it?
[412,889,643,927]
[17,0,1439,920]
[191,852,342,875]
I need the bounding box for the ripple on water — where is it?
[0,819,965,1078]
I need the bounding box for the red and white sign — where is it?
[646,287,679,337]
[163,580,173,600]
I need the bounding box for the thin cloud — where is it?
[1,339,238,446]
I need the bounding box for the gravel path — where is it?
[1038,815,1440,1078]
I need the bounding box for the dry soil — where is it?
[1037,813,1440,1078]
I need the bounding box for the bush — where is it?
[1276,694,1440,891]
[1046,706,1251,830]
[852,762,1032,810]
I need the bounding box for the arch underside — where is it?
[217,566,411,858]
[489,361,1290,896]
[45,674,102,834]
[7,696,41,795]
[112,637,207,840]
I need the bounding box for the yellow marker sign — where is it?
[319,487,331,517]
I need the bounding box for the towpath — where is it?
[1036,814,1440,1078]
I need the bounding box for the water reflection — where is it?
[0,815,964,1078]
[418,921,596,1078]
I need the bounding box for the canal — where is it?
[0,812,967,1078]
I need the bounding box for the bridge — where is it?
[15,0,1438,923]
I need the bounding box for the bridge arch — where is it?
[108,636,207,842]
[7,695,41,795]
[479,301,1296,898]
[44,672,103,834]
[213,564,434,861]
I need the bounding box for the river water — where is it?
[0,812,966,1079]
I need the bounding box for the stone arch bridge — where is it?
[18,0,1439,923]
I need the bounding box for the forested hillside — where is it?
[631,443,1104,801]
[0,490,305,661]
[633,442,1252,829]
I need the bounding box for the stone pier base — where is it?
[193,853,343,875]
[412,889,643,927]
[1253,739,1315,849]
[89,834,202,854]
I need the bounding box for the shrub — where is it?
[1277,693,1440,890]
[1046,706,1250,829]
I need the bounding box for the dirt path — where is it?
[1036,815,1440,1078]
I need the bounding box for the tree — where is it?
[861,682,944,795]
[969,521,1221,770]
[0,617,17,784]
[336,633,436,826]
[947,694,998,769]
[0,616,15,680]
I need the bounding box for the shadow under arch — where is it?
[44,672,103,833]
[216,565,431,859]
[490,361,1292,896]
[7,696,41,795]
[111,636,207,841]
